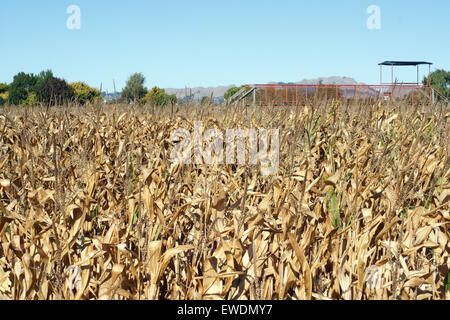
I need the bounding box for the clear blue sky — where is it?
[1,0,449,92]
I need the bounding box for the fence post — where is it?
[286,86,288,105]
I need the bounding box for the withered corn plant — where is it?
[0,100,448,300]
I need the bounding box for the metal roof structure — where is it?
[236,60,436,106]
[379,61,433,66]
[379,61,432,85]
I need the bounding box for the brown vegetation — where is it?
[0,100,448,300]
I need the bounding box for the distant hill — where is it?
[297,76,362,85]
[164,85,235,103]
[270,76,362,85]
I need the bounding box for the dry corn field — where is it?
[0,101,449,300]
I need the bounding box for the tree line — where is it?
[0,71,178,107]
[1,69,449,107]
[0,70,101,107]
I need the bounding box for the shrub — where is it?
[143,86,176,106]
[20,92,39,107]
[70,82,101,105]
[0,83,9,94]
[0,83,8,106]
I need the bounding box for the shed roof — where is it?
[379,61,433,66]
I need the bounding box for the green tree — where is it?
[36,70,54,88]
[423,69,450,99]
[143,86,177,106]
[8,72,38,105]
[35,76,75,106]
[70,82,101,105]
[121,73,148,103]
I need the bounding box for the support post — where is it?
[428,64,431,86]
[417,65,419,85]
[391,64,394,85]
[380,65,382,84]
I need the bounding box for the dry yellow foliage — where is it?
[0,100,448,300]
